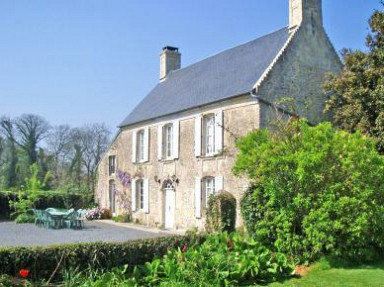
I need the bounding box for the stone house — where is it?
[95,0,341,230]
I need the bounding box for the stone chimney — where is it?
[159,46,181,81]
[289,0,323,31]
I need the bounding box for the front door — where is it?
[164,188,175,229]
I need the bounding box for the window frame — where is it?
[108,155,116,176]
[136,129,145,163]
[136,179,144,211]
[203,114,215,156]
[202,176,215,208]
[164,123,173,159]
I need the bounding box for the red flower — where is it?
[226,238,233,250]
[181,244,188,253]
[19,269,29,278]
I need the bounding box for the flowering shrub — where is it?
[85,207,112,220]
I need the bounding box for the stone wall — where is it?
[96,96,260,230]
[258,20,342,126]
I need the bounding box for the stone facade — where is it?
[96,96,260,230]
[95,0,342,231]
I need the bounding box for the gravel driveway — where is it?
[0,220,165,248]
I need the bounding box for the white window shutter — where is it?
[195,177,202,219]
[215,111,223,154]
[143,127,149,162]
[131,179,136,212]
[173,120,179,159]
[194,114,202,157]
[132,130,137,163]
[215,175,224,193]
[157,125,163,161]
[143,178,149,213]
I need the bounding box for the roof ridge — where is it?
[165,26,288,80]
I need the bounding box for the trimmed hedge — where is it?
[0,190,93,219]
[0,235,203,282]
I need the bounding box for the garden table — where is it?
[46,209,69,229]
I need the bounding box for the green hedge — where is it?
[0,190,93,219]
[0,235,203,282]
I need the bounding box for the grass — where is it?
[268,258,384,287]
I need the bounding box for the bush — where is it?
[205,191,236,233]
[234,120,384,262]
[0,190,93,219]
[0,235,202,282]
[85,207,112,220]
[87,232,294,286]
[113,214,132,223]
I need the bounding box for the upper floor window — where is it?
[108,155,116,176]
[165,124,173,159]
[203,115,215,156]
[132,128,149,163]
[195,111,223,157]
[136,130,145,162]
[157,121,179,160]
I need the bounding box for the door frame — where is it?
[164,187,175,229]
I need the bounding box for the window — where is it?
[157,121,179,160]
[109,180,116,213]
[203,115,215,156]
[131,178,150,213]
[165,123,173,159]
[136,179,144,210]
[195,175,223,219]
[108,156,116,176]
[195,111,223,157]
[132,128,149,163]
[202,177,215,208]
[136,130,145,162]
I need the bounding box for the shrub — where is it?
[205,191,236,233]
[127,232,293,286]
[85,207,112,220]
[0,235,201,282]
[113,214,132,223]
[0,190,93,219]
[234,120,384,262]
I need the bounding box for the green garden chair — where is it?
[63,211,77,229]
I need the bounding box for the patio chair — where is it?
[41,211,56,229]
[75,209,85,229]
[63,211,77,229]
[32,209,44,227]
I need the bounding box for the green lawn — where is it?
[269,258,384,287]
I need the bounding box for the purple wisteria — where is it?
[117,169,131,187]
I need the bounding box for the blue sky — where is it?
[0,0,381,129]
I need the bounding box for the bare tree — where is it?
[15,114,50,165]
[46,125,74,187]
[72,123,111,192]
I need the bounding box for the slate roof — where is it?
[119,27,289,127]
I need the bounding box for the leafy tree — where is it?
[324,4,384,152]
[234,119,384,262]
